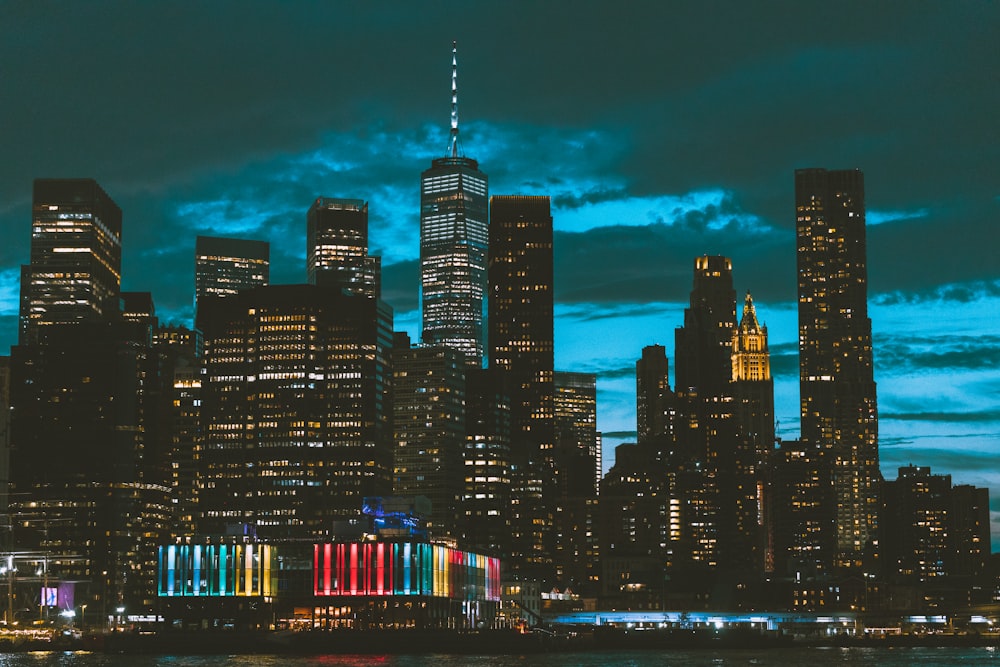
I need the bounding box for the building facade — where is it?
[488,195,555,580]
[194,235,269,328]
[307,198,379,298]
[795,168,879,571]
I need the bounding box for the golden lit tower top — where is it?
[732,291,770,382]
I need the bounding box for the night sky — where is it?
[2,3,998,541]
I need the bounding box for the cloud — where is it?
[866,208,929,226]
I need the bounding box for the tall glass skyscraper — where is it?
[420,42,489,367]
[795,167,878,571]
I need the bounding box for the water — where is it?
[0,649,998,667]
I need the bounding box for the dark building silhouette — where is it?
[194,235,269,328]
[307,198,379,298]
[391,337,467,540]
[197,285,393,538]
[881,465,990,585]
[636,344,674,447]
[552,371,599,593]
[420,43,489,368]
[488,195,555,580]
[18,179,122,345]
[10,179,170,615]
[673,255,737,568]
[599,443,669,609]
[795,168,879,571]
[771,439,835,578]
[462,368,512,558]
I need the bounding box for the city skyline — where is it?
[0,2,997,543]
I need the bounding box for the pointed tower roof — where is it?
[448,40,460,157]
[739,290,763,332]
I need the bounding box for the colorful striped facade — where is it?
[313,542,500,601]
[157,543,274,597]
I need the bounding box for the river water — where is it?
[0,648,998,666]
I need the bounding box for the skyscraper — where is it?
[194,235,269,327]
[636,344,674,448]
[307,197,379,298]
[673,255,737,567]
[198,284,393,538]
[730,292,775,572]
[420,42,489,367]
[391,338,466,540]
[488,195,554,578]
[19,178,122,344]
[795,167,879,571]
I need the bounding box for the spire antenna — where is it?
[449,40,459,157]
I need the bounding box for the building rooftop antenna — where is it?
[449,40,460,158]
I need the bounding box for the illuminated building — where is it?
[18,178,122,345]
[636,344,675,448]
[488,195,555,580]
[152,325,202,535]
[391,338,466,540]
[552,371,599,592]
[194,235,269,328]
[598,443,670,609]
[795,168,879,571]
[673,256,737,568]
[156,537,501,630]
[461,368,512,558]
[771,439,835,577]
[730,292,775,572]
[198,284,393,538]
[0,357,9,518]
[881,466,990,588]
[307,198,379,298]
[9,178,172,611]
[420,43,489,367]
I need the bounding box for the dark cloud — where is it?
[601,431,637,441]
[875,334,1000,373]
[881,410,1000,424]
[382,260,420,313]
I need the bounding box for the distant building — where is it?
[552,371,599,593]
[307,198,379,298]
[881,465,991,583]
[636,344,674,448]
[19,178,122,345]
[194,235,269,328]
[795,168,879,571]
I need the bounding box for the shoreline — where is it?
[4,627,1000,655]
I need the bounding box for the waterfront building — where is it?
[197,284,393,538]
[307,197,379,298]
[9,178,173,613]
[881,465,991,585]
[420,42,489,367]
[194,235,269,328]
[488,195,555,580]
[795,167,879,571]
[156,536,501,631]
[391,337,467,540]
